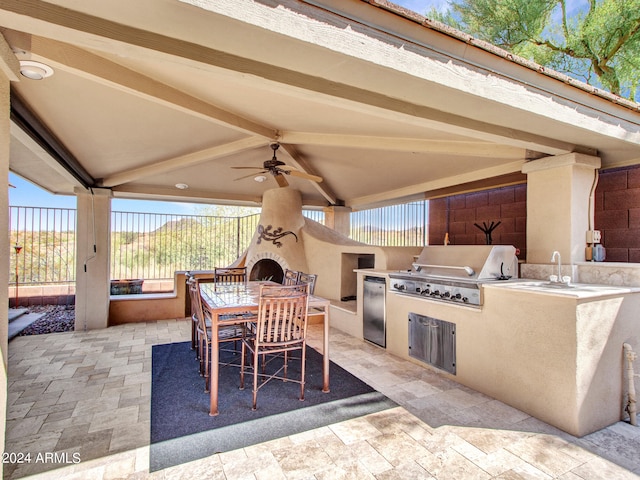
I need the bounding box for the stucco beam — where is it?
[100,137,268,188]
[280,132,529,158]
[279,143,338,205]
[347,159,525,209]
[0,0,578,157]
[0,33,20,81]
[111,183,263,206]
[10,120,84,187]
[20,35,277,139]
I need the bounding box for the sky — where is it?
[394,0,450,14]
[8,172,204,215]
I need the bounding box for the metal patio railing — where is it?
[350,200,428,246]
[8,207,325,286]
[109,211,260,280]
[9,206,77,286]
[9,202,426,287]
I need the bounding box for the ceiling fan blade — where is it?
[285,170,323,183]
[231,166,267,170]
[274,173,289,187]
[234,171,267,181]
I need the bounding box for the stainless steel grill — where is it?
[389,245,517,306]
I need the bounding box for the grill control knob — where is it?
[462,296,469,303]
[453,293,462,300]
[431,290,440,297]
[443,292,451,298]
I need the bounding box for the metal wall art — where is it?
[474,221,501,245]
[256,224,298,247]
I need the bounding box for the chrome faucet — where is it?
[551,251,562,282]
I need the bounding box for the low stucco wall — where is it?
[8,278,177,308]
[108,272,189,325]
[302,219,421,301]
[477,285,639,436]
[355,271,640,437]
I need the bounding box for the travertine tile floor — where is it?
[5,318,640,479]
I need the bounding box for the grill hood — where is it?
[411,245,518,281]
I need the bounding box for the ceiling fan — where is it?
[232,143,323,187]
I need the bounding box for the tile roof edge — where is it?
[362,0,640,113]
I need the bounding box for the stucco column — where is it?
[522,153,601,265]
[323,205,351,237]
[74,187,112,330]
[0,33,20,478]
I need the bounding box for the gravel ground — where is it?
[18,305,75,336]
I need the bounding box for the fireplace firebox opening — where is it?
[249,259,284,283]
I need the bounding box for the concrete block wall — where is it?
[595,165,640,262]
[8,284,76,308]
[428,164,640,265]
[428,184,528,261]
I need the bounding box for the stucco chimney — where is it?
[245,187,309,281]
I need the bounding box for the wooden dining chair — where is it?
[297,272,317,295]
[239,283,310,410]
[187,274,213,357]
[187,273,197,351]
[282,268,300,286]
[214,267,247,286]
[192,277,246,392]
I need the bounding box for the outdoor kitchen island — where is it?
[354,264,640,437]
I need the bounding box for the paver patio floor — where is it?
[5,319,640,479]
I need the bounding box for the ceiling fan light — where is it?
[254,175,267,183]
[175,183,189,190]
[19,61,54,80]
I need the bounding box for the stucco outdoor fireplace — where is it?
[238,186,420,302]
[244,187,310,283]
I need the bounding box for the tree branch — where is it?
[604,18,640,63]
[560,0,569,39]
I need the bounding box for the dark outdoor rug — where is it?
[150,341,397,472]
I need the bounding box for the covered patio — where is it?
[2,0,640,328]
[2,1,640,478]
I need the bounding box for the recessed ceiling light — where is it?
[19,61,54,80]
[254,175,267,183]
[175,183,189,190]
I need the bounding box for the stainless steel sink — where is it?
[540,282,575,289]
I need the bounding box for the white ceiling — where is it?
[2,0,640,210]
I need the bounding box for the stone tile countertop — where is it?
[483,278,640,299]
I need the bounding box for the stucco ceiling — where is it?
[2,0,640,209]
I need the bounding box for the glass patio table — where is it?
[199,280,331,416]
